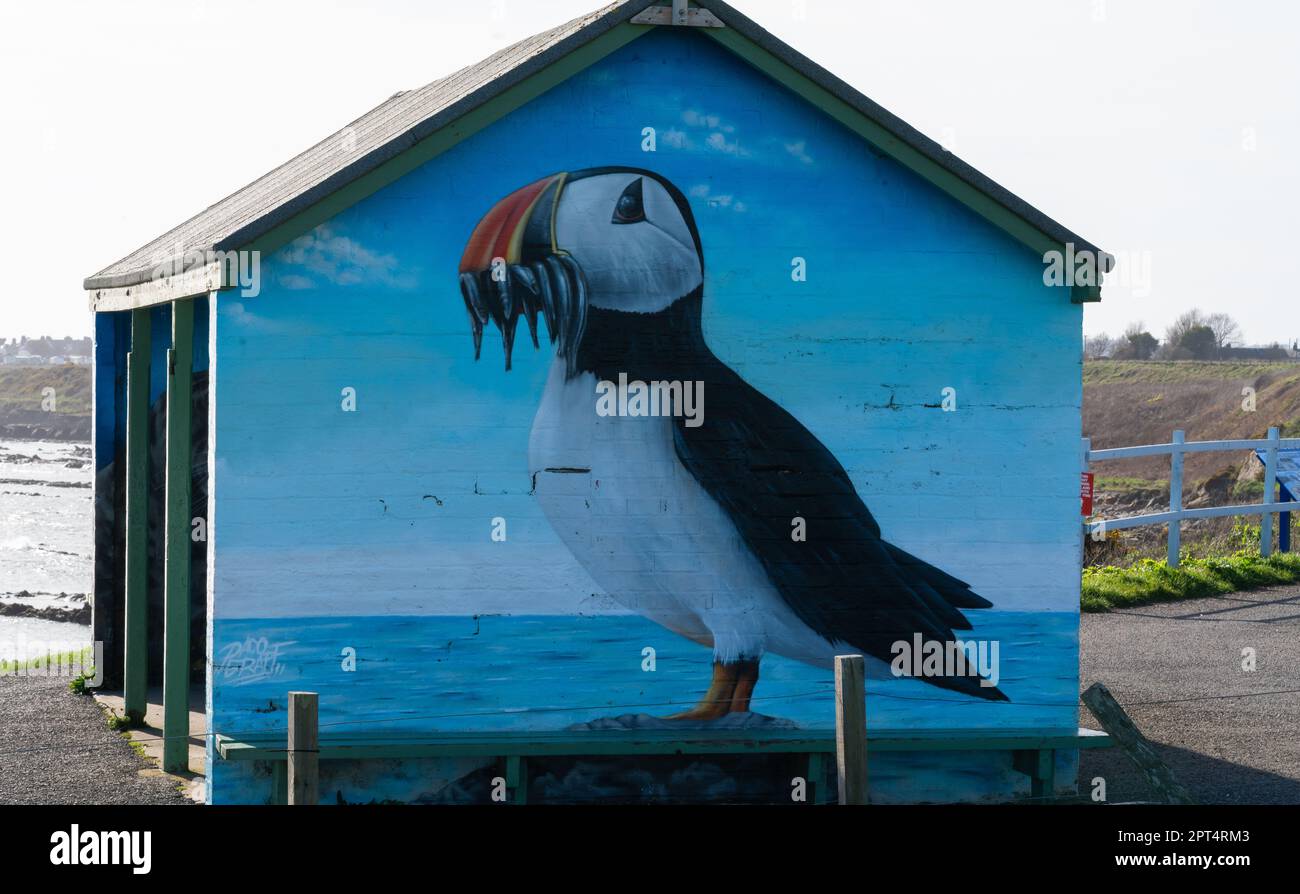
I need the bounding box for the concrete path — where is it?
[0,673,192,805]
[1079,582,1300,804]
[95,686,206,802]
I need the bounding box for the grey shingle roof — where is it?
[85,0,1105,292]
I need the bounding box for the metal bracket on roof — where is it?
[632,2,725,27]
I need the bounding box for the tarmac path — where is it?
[1079,582,1300,804]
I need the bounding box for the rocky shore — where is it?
[0,591,90,625]
[0,409,91,441]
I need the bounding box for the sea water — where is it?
[212,610,1078,736]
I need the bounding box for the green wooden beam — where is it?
[162,299,194,773]
[122,309,151,723]
[215,727,1113,761]
[1072,284,1103,304]
[239,22,653,261]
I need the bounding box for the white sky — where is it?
[1,0,1295,345]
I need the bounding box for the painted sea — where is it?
[212,611,1078,803]
[213,611,1078,734]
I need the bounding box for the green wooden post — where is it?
[123,309,151,723]
[162,299,194,773]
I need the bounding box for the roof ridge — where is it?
[85,0,1105,301]
[86,1,636,287]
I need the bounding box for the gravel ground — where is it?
[1079,581,1300,804]
[0,673,191,805]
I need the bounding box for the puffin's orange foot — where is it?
[728,658,760,713]
[664,658,761,721]
[664,703,733,722]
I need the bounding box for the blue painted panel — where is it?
[148,303,170,403]
[92,311,128,472]
[209,28,1083,804]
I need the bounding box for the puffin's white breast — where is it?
[527,359,837,666]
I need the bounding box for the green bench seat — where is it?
[214,726,1112,804]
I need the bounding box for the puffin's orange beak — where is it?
[459,173,565,275]
[459,173,586,374]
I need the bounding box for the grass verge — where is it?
[1082,552,1300,612]
[0,647,93,677]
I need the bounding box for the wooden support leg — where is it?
[1012,748,1056,801]
[805,752,824,805]
[162,299,194,773]
[505,755,527,804]
[272,761,287,806]
[1037,749,1056,801]
[122,309,151,723]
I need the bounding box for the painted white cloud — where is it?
[222,300,308,335]
[279,223,418,290]
[682,109,733,132]
[689,183,747,214]
[662,109,814,216]
[705,131,743,156]
[661,128,688,149]
[785,139,814,165]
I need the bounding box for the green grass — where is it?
[0,647,93,676]
[0,365,92,414]
[1082,552,1300,611]
[68,668,98,694]
[1083,359,1300,386]
[1096,475,1165,494]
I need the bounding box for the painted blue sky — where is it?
[214,28,1080,617]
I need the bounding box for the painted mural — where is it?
[206,28,1083,803]
[458,165,1004,717]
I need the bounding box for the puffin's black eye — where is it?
[612,177,645,224]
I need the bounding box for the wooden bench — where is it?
[215,726,1112,804]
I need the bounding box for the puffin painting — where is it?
[458,166,1007,720]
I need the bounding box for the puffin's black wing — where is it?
[672,361,1006,701]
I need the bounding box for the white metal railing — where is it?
[1083,426,1300,567]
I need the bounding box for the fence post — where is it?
[1281,483,1293,554]
[288,691,319,806]
[1081,437,1095,543]
[1262,426,1280,558]
[834,655,867,805]
[1168,430,1184,568]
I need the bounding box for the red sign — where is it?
[1080,472,1094,516]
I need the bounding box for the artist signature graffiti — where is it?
[218,637,290,686]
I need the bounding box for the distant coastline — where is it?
[0,365,91,442]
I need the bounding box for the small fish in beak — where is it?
[458,173,587,374]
